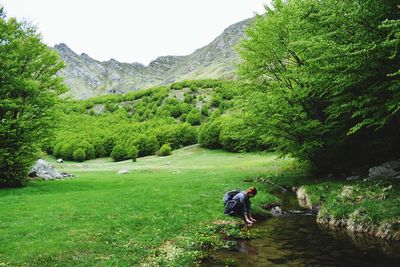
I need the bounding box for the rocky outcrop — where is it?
[54,18,254,99]
[29,159,74,180]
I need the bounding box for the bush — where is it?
[157,144,172,156]
[73,148,86,162]
[198,119,222,149]
[174,124,198,147]
[132,134,159,157]
[93,138,108,158]
[186,110,202,126]
[111,145,128,162]
[200,105,209,116]
[127,145,139,162]
[53,142,64,158]
[103,136,116,155]
[59,143,74,160]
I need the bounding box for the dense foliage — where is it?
[49,79,263,162]
[0,9,66,187]
[238,0,400,174]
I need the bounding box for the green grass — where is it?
[302,180,400,236]
[0,146,295,266]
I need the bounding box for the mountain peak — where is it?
[54,43,75,53]
[55,17,253,99]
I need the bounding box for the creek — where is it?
[205,193,400,266]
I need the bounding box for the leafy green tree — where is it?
[198,118,223,149]
[73,148,86,162]
[200,105,209,116]
[238,0,400,174]
[127,145,139,162]
[219,114,268,152]
[132,134,159,157]
[186,110,202,126]
[110,145,128,162]
[0,10,66,187]
[93,137,108,158]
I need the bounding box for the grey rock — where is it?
[29,159,72,180]
[117,169,129,174]
[56,158,64,163]
[270,206,288,217]
[367,160,400,180]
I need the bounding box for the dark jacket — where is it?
[224,191,251,216]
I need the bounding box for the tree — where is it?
[127,145,139,162]
[73,148,86,162]
[0,11,66,187]
[110,145,127,162]
[238,0,400,174]
[198,118,223,149]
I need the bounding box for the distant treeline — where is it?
[48,79,267,162]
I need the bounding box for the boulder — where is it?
[270,206,288,217]
[366,160,400,180]
[29,159,73,180]
[56,158,64,163]
[117,169,129,174]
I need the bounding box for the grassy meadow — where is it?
[0,146,296,266]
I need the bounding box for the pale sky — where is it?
[0,0,269,65]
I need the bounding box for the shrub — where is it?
[183,93,195,104]
[93,138,108,158]
[210,95,222,108]
[132,134,159,157]
[157,144,172,156]
[198,119,222,148]
[174,124,198,147]
[111,145,128,162]
[127,145,139,162]
[73,148,86,162]
[103,136,116,155]
[200,105,209,116]
[59,143,74,160]
[186,110,202,126]
[53,142,64,158]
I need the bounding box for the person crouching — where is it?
[224,187,257,224]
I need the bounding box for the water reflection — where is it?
[205,194,400,266]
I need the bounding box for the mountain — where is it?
[55,18,253,99]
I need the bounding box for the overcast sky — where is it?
[0,0,269,65]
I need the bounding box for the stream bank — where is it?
[296,182,400,241]
[204,192,400,266]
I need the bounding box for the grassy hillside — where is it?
[0,147,296,266]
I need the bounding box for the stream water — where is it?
[205,193,400,266]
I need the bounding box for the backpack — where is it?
[223,190,241,205]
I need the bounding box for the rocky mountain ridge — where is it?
[55,18,253,99]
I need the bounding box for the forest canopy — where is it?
[238,0,400,174]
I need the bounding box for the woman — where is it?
[224,187,257,224]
